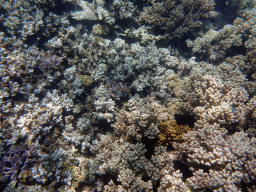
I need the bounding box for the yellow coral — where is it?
[157,120,190,146]
[62,162,88,188]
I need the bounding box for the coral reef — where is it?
[93,132,188,191]
[0,0,256,191]
[187,5,256,67]
[180,73,248,127]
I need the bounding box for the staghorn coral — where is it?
[93,85,116,122]
[1,0,44,40]
[157,120,191,146]
[108,83,129,100]
[0,33,45,145]
[0,0,65,45]
[41,53,64,70]
[44,20,175,100]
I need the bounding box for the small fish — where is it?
[230,106,235,114]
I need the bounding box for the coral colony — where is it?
[2,145,37,180]
[1,0,256,191]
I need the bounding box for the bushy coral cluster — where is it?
[174,123,256,191]
[112,95,170,141]
[137,0,215,40]
[157,120,191,146]
[187,4,256,67]
[0,0,256,191]
[1,145,37,180]
[93,132,188,191]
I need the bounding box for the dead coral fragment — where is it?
[157,120,190,146]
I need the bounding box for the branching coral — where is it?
[174,123,256,191]
[93,134,188,191]
[41,53,64,69]
[177,67,249,129]
[157,120,191,146]
[93,85,116,122]
[91,94,189,190]
[187,6,256,66]
[1,0,44,40]
[0,0,256,191]
[137,0,215,40]
[1,145,37,180]
[112,95,171,141]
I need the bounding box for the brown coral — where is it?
[157,120,191,146]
